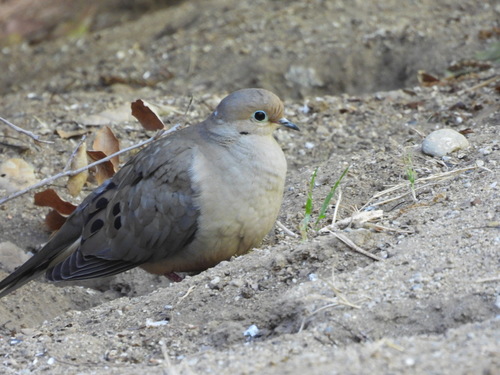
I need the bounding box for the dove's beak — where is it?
[278,118,300,131]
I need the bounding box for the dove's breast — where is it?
[145,133,287,273]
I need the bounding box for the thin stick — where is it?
[0,125,180,206]
[63,135,87,172]
[331,232,384,261]
[465,75,500,92]
[363,165,478,209]
[475,276,500,283]
[319,210,384,232]
[276,220,299,238]
[365,223,413,234]
[177,285,196,305]
[0,116,53,144]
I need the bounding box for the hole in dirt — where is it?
[258,38,451,99]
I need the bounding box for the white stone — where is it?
[421,129,469,157]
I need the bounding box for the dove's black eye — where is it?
[252,110,268,122]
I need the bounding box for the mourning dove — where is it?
[0,88,299,298]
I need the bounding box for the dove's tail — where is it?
[0,240,79,298]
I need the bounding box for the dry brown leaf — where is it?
[67,141,88,197]
[34,188,77,215]
[478,27,500,40]
[403,101,425,110]
[87,150,115,184]
[34,188,77,232]
[131,99,165,130]
[458,128,474,136]
[92,126,120,170]
[56,128,89,139]
[44,210,68,232]
[418,70,440,87]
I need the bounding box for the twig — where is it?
[177,285,196,305]
[330,232,384,261]
[475,276,500,283]
[0,116,53,144]
[319,210,384,232]
[379,339,405,352]
[363,165,478,209]
[364,223,413,234]
[465,75,500,92]
[0,125,180,206]
[276,220,299,238]
[64,135,87,172]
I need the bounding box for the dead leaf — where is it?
[56,128,89,139]
[44,210,68,232]
[402,89,417,96]
[87,150,115,184]
[34,188,77,215]
[418,70,440,87]
[403,101,425,110]
[67,141,88,197]
[458,128,474,136]
[92,126,120,170]
[478,27,500,40]
[131,99,165,130]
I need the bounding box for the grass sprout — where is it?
[404,153,417,201]
[299,167,318,240]
[300,166,349,240]
[314,167,349,229]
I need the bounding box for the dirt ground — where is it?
[0,0,499,374]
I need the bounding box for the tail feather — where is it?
[0,256,51,297]
[0,238,80,298]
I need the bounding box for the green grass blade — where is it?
[299,167,318,240]
[314,166,349,229]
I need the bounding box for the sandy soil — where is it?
[0,0,499,374]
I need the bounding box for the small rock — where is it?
[308,273,318,281]
[243,324,259,337]
[230,278,244,288]
[145,318,168,327]
[208,276,221,289]
[421,128,469,157]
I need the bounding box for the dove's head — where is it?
[210,88,299,136]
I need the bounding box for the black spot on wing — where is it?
[90,219,104,233]
[95,197,109,210]
[114,216,122,230]
[112,203,121,216]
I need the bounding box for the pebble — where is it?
[243,324,259,337]
[421,129,469,157]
